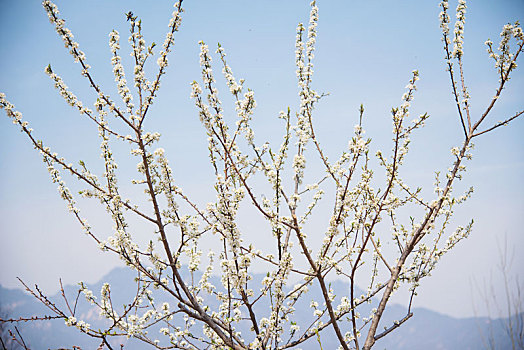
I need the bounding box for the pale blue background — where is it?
[0,0,523,318]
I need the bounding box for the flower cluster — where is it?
[109,30,134,113]
[452,0,467,58]
[43,1,88,67]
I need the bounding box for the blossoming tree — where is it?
[1,0,523,349]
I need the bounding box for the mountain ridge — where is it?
[0,267,516,349]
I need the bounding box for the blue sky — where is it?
[0,0,523,319]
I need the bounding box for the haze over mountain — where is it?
[0,267,517,349]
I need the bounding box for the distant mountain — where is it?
[0,267,518,349]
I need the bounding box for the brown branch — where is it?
[354,114,403,349]
[43,3,138,133]
[0,315,62,323]
[471,40,523,133]
[362,136,471,350]
[139,0,184,127]
[440,3,468,138]
[369,234,392,273]
[59,279,74,316]
[136,130,246,349]
[374,312,413,342]
[280,283,387,349]
[290,211,350,350]
[472,110,524,138]
[457,57,472,132]
[0,112,157,225]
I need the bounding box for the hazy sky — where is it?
[0,0,523,320]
